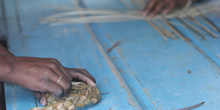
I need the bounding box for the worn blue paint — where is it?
[175,17,220,68]
[81,0,220,109]
[89,20,220,110]
[3,0,38,109]
[2,0,220,110]
[0,0,7,37]
[79,0,156,109]
[4,0,139,110]
[196,15,220,66]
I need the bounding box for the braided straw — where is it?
[30,82,101,110]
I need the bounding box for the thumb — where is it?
[33,91,47,106]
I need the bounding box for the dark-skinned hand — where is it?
[142,0,197,17]
[0,52,96,106]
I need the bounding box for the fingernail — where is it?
[40,98,46,106]
[91,82,96,86]
[89,81,96,86]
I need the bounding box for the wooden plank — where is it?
[0,0,7,37]
[3,0,37,109]
[4,0,220,110]
[195,15,220,66]
[170,18,220,69]
[83,0,220,109]
[80,0,156,109]
[4,0,139,109]
[90,19,220,110]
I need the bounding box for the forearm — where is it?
[0,45,14,56]
[0,45,15,81]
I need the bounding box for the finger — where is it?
[33,91,47,106]
[69,69,96,86]
[150,2,165,17]
[59,67,72,81]
[44,81,64,98]
[50,59,73,80]
[72,68,96,83]
[142,2,150,16]
[79,69,96,83]
[163,2,175,14]
[66,68,96,83]
[48,68,71,95]
[143,0,157,16]
[48,59,72,81]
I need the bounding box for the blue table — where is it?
[2,0,220,110]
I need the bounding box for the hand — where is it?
[1,56,96,106]
[142,0,195,17]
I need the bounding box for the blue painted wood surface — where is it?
[0,0,6,37]
[2,0,220,110]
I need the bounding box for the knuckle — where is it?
[66,72,73,79]
[42,68,53,76]
[54,87,64,97]
[81,69,88,73]
[49,58,60,64]
[30,65,41,71]
[40,81,49,91]
[48,62,58,69]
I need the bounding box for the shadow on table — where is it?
[0,37,7,110]
[0,82,6,110]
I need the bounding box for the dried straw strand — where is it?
[161,18,187,41]
[188,17,218,38]
[177,18,206,40]
[146,19,168,41]
[154,20,177,40]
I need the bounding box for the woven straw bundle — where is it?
[30,82,101,110]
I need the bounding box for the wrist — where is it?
[0,55,16,81]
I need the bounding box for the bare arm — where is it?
[0,45,15,80]
[0,44,96,106]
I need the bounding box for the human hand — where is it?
[2,56,95,106]
[142,0,195,17]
